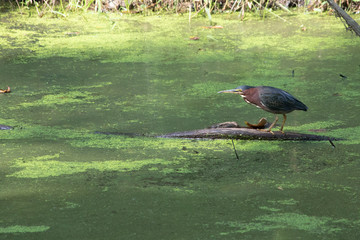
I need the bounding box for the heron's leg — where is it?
[260,115,278,134]
[280,114,287,133]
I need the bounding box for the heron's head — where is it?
[218,85,255,94]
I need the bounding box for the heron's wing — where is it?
[259,89,297,112]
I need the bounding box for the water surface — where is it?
[0,11,360,239]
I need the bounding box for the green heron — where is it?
[218,85,308,133]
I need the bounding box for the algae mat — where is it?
[0,10,360,239]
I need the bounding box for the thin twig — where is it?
[230,0,238,12]
[191,6,205,18]
[231,139,240,160]
[189,3,191,24]
[51,10,67,17]
[329,139,336,148]
[275,2,292,13]
[253,0,287,22]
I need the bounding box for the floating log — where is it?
[157,122,336,141]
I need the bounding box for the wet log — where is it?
[157,122,336,141]
[95,121,337,142]
[326,0,360,37]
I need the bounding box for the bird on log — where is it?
[218,85,308,134]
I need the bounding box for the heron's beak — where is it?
[218,89,242,94]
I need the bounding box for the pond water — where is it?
[1,10,360,239]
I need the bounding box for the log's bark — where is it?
[157,122,336,141]
[327,0,360,37]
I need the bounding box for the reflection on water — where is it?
[0,13,360,239]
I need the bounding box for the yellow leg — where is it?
[280,114,287,133]
[260,115,278,134]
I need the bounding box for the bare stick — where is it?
[329,139,336,148]
[231,139,240,161]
